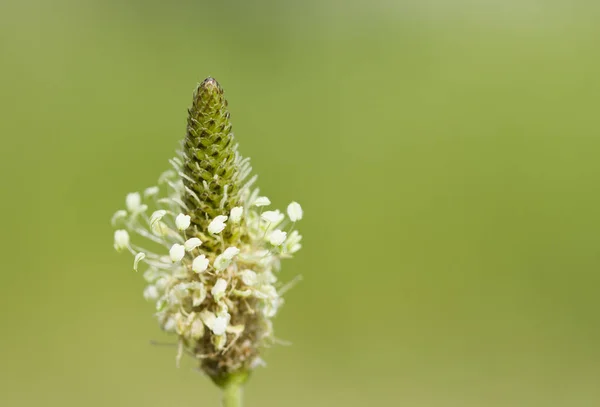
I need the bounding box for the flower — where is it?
[269,229,287,246]
[287,202,303,222]
[169,244,185,262]
[114,230,130,251]
[175,213,191,230]
[111,77,304,384]
[208,215,228,234]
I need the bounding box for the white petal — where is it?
[113,230,130,251]
[133,252,146,271]
[287,202,303,222]
[268,229,287,246]
[253,196,271,207]
[175,213,191,230]
[230,206,244,223]
[126,192,142,212]
[222,246,240,260]
[184,238,202,251]
[208,215,228,234]
[169,244,185,262]
[192,255,209,273]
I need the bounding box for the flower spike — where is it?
[111,78,304,388]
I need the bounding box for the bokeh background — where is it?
[2,1,600,406]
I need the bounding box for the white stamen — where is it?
[144,186,160,197]
[114,230,130,251]
[230,206,243,223]
[184,237,202,251]
[269,229,287,246]
[192,255,209,273]
[111,210,127,226]
[126,192,142,212]
[261,210,284,224]
[241,269,257,286]
[176,213,191,230]
[208,215,228,234]
[254,196,271,207]
[211,278,228,301]
[143,285,159,301]
[133,252,146,271]
[287,202,303,222]
[222,247,240,260]
[169,244,185,262]
[150,210,167,226]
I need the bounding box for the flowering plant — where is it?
[112,78,303,405]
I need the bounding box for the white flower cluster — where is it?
[112,164,303,367]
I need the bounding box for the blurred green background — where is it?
[2,1,600,406]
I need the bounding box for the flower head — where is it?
[111,77,304,385]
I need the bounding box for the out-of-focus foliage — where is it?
[1,1,599,406]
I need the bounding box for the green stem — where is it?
[221,373,247,407]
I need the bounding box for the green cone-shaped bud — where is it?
[183,77,241,244]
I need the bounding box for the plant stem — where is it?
[221,373,247,407]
